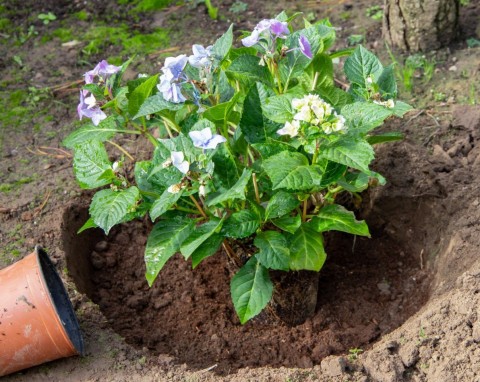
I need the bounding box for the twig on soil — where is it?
[148,46,181,59]
[420,249,424,270]
[51,79,83,94]
[199,364,218,373]
[106,140,135,161]
[33,189,52,218]
[334,77,349,91]
[425,111,440,127]
[27,146,72,159]
[401,110,424,129]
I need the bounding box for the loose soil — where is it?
[1,0,480,381]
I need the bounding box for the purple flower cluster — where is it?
[77,60,120,126]
[84,60,121,84]
[241,19,289,47]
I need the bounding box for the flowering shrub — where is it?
[65,12,411,324]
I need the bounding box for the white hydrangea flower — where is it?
[373,99,395,108]
[291,93,334,126]
[293,105,312,123]
[277,120,301,137]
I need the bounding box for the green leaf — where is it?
[110,56,134,97]
[254,231,290,270]
[317,86,352,109]
[191,234,223,269]
[89,187,140,235]
[64,118,121,149]
[289,224,326,271]
[390,100,413,117]
[133,93,184,119]
[240,84,279,143]
[320,137,375,173]
[265,191,300,221]
[316,159,347,188]
[263,151,324,191]
[301,53,334,91]
[145,217,194,286]
[203,94,239,125]
[128,74,159,117]
[212,24,233,61]
[73,140,112,189]
[212,143,239,189]
[150,188,184,221]
[367,132,404,145]
[377,64,397,97]
[222,209,260,238]
[226,55,273,87]
[272,215,301,234]
[337,171,370,192]
[344,45,383,87]
[252,139,296,159]
[341,102,393,133]
[180,219,223,259]
[206,168,252,206]
[230,256,273,324]
[309,204,370,236]
[77,217,98,233]
[262,94,295,124]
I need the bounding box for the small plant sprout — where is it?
[66,12,412,324]
[38,12,56,25]
[348,347,364,361]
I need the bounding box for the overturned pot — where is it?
[0,246,84,377]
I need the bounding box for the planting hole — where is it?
[63,137,464,374]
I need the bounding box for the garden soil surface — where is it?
[1,0,480,381]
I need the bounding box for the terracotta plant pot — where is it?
[0,246,84,377]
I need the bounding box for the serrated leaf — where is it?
[341,102,393,133]
[265,191,300,221]
[309,204,370,236]
[254,231,290,270]
[222,209,260,238]
[180,219,223,259]
[262,93,295,124]
[391,101,413,117]
[206,168,252,206]
[316,159,347,188]
[150,188,184,221]
[272,215,301,234]
[301,53,334,91]
[320,137,374,173]
[226,55,273,87]
[133,93,184,119]
[367,132,404,145]
[377,64,397,97]
[252,139,296,159]
[145,217,194,286]
[191,234,223,269]
[337,171,370,192]
[90,186,140,235]
[344,45,383,87]
[289,224,326,271]
[230,256,273,324]
[73,140,112,189]
[212,143,239,189]
[77,217,98,233]
[317,86,352,109]
[128,74,159,116]
[212,24,233,61]
[240,84,279,143]
[263,151,324,191]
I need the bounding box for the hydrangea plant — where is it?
[65,12,411,324]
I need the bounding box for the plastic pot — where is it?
[0,246,84,377]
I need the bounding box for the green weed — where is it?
[366,5,383,21]
[229,0,248,14]
[37,12,56,25]
[348,347,364,361]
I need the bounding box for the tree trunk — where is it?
[383,0,459,52]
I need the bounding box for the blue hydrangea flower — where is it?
[189,128,226,150]
[188,44,213,68]
[157,54,188,103]
[77,90,107,126]
[171,151,190,174]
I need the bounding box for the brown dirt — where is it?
[1,0,480,381]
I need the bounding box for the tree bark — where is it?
[383,0,460,52]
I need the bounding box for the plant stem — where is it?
[144,131,159,147]
[222,240,242,268]
[252,173,261,204]
[189,195,207,219]
[311,71,319,91]
[106,140,135,161]
[302,199,308,222]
